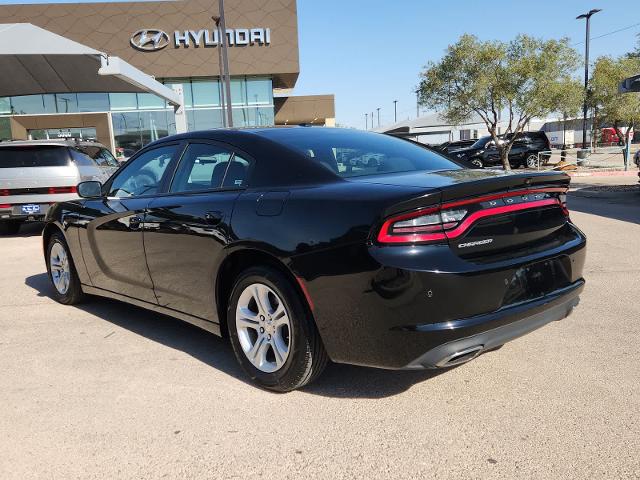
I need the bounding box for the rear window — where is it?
[0,146,71,168]
[72,146,119,168]
[256,128,460,178]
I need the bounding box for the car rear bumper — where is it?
[305,223,586,369]
[402,279,583,369]
[0,203,52,221]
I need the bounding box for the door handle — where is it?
[129,215,143,229]
[204,211,223,225]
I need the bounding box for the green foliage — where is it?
[590,56,640,145]
[418,34,580,169]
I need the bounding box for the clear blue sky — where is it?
[0,0,638,128]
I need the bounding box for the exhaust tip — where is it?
[436,345,484,368]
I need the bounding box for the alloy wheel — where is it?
[235,283,292,373]
[49,242,71,295]
[526,155,538,168]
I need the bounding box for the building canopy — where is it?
[0,23,181,107]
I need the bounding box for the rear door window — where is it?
[0,146,71,167]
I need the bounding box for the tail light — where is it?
[48,186,77,194]
[0,204,10,209]
[0,189,8,196]
[377,188,566,245]
[377,207,467,244]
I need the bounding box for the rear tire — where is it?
[470,158,483,168]
[45,232,84,305]
[227,266,328,392]
[0,220,22,235]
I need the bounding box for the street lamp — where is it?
[393,100,398,123]
[213,0,233,128]
[376,107,381,127]
[365,113,368,130]
[576,8,601,150]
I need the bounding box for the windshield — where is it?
[0,146,71,168]
[470,135,492,149]
[256,128,461,178]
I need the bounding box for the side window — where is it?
[170,143,252,192]
[170,143,233,193]
[69,148,95,167]
[222,154,251,188]
[99,148,119,167]
[108,145,177,198]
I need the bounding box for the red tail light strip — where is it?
[378,207,447,244]
[48,186,77,194]
[443,198,559,240]
[378,188,566,245]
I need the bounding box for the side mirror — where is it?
[77,181,103,199]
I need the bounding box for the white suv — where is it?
[0,140,120,235]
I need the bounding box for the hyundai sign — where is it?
[131,28,271,51]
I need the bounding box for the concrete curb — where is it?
[567,170,639,177]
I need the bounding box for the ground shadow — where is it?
[568,187,640,225]
[25,272,450,398]
[3,221,44,238]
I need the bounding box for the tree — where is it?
[626,33,640,59]
[418,34,580,170]
[590,56,640,165]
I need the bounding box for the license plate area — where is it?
[21,204,41,214]
[503,257,572,305]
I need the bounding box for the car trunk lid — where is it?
[368,169,571,256]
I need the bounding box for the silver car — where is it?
[0,140,119,235]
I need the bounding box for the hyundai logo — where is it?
[130,29,170,51]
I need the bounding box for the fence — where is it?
[535,145,632,171]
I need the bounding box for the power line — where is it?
[572,21,640,46]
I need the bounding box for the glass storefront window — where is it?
[0,97,11,114]
[112,112,143,153]
[10,94,57,115]
[246,77,272,105]
[109,93,138,111]
[230,78,247,106]
[0,117,12,140]
[162,80,193,108]
[192,80,221,107]
[55,94,78,113]
[77,93,109,112]
[187,108,224,130]
[137,93,165,109]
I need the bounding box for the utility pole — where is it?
[371,111,374,129]
[416,91,420,118]
[365,113,368,130]
[218,0,233,127]
[212,15,227,127]
[393,100,398,123]
[576,8,601,150]
[376,108,381,127]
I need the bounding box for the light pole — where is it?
[376,108,381,127]
[215,0,233,127]
[393,100,398,123]
[576,8,601,150]
[365,113,368,130]
[371,111,374,129]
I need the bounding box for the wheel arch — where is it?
[41,221,65,255]
[215,247,314,338]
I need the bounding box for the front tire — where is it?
[45,232,84,305]
[525,154,539,169]
[227,266,328,392]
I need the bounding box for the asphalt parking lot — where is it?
[1,175,639,480]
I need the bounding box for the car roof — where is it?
[0,139,107,149]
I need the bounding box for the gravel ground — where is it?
[0,175,639,480]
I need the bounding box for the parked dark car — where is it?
[452,131,551,169]
[42,127,586,391]
[434,139,476,154]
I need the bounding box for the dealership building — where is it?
[0,0,335,155]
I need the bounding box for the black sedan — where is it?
[42,127,586,391]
